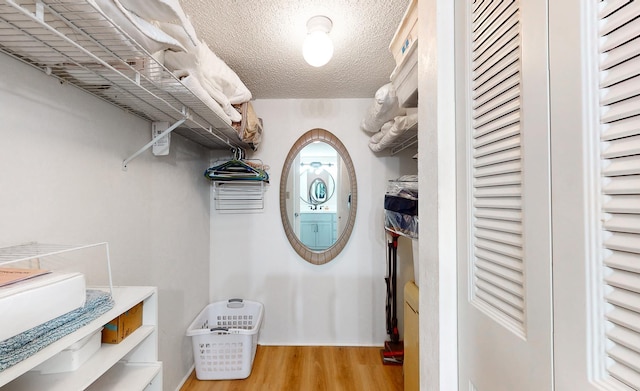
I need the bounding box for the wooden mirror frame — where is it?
[279,128,358,265]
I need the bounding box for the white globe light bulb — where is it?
[303,31,334,67]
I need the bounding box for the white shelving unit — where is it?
[0,0,254,167]
[0,286,161,391]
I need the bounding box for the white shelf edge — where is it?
[0,286,156,388]
[85,361,162,391]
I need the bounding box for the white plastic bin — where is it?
[186,299,264,380]
[31,329,102,374]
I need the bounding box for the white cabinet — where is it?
[299,213,337,250]
[0,286,161,391]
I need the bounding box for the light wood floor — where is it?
[180,345,403,391]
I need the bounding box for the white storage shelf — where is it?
[0,286,161,391]
[0,0,253,153]
[389,121,418,155]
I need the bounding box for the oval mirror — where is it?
[280,128,357,265]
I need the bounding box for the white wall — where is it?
[209,99,416,346]
[0,53,211,391]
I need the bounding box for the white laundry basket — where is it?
[186,299,264,380]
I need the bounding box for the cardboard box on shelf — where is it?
[101,301,143,344]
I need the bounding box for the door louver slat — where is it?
[472,0,514,40]
[606,273,640,296]
[604,232,640,254]
[475,257,523,283]
[601,16,640,53]
[602,135,640,159]
[599,0,633,20]
[475,247,523,272]
[605,252,640,274]
[601,76,640,106]
[602,117,640,141]
[600,94,640,123]
[473,44,519,93]
[602,155,640,177]
[474,197,521,209]
[608,345,640,373]
[474,122,520,148]
[476,237,523,260]
[475,160,521,177]
[473,111,520,139]
[599,2,640,387]
[474,208,522,222]
[608,326,640,354]
[474,185,522,198]
[474,172,521,188]
[475,279,524,310]
[604,195,640,214]
[603,176,640,195]
[604,215,640,235]
[475,290,524,321]
[607,288,640,312]
[472,17,519,68]
[475,227,522,247]
[475,218,522,234]
[469,0,524,334]
[475,147,521,167]
[608,363,640,391]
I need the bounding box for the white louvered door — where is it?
[552,0,640,390]
[456,0,553,389]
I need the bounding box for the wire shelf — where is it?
[390,122,418,155]
[0,0,252,152]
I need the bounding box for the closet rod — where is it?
[122,118,186,170]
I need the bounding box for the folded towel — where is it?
[0,290,114,371]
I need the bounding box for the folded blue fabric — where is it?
[0,289,114,371]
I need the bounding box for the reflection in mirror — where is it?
[280,129,357,265]
[308,177,330,205]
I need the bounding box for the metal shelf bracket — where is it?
[122,118,186,170]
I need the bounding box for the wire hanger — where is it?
[204,148,269,182]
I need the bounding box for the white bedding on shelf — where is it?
[91,0,253,125]
[360,83,406,134]
[0,272,86,342]
[368,111,418,152]
[165,45,245,122]
[177,74,233,125]
[90,0,186,53]
[118,0,199,48]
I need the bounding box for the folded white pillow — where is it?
[360,83,406,134]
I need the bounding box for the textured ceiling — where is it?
[181,0,410,99]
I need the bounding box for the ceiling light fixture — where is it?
[303,15,334,67]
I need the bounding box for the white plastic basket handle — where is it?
[227,298,245,308]
[209,327,230,334]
